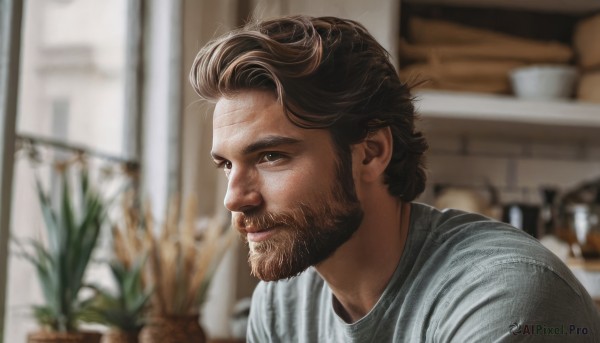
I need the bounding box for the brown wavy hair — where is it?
[190,15,428,201]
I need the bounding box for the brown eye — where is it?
[266,153,281,161]
[261,152,284,163]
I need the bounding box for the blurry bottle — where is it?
[502,203,540,238]
[540,187,558,237]
[538,187,571,261]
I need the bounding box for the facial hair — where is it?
[234,157,364,281]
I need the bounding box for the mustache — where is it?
[234,207,309,232]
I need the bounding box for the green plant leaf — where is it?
[33,305,59,329]
[34,177,60,253]
[70,195,103,295]
[15,245,57,313]
[21,166,108,332]
[83,253,152,331]
[80,168,89,200]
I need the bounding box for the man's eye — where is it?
[214,160,232,170]
[261,152,284,163]
[221,161,232,177]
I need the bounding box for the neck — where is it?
[315,192,411,323]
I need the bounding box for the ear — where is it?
[355,127,393,183]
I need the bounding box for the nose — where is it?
[224,167,262,212]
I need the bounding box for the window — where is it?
[3,1,137,341]
[17,0,129,155]
[0,0,22,341]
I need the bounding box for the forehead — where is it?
[211,90,335,159]
[212,90,302,154]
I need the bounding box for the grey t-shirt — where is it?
[247,203,600,342]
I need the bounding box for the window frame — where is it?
[0,1,148,341]
[0,0,24,341]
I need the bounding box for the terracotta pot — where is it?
[139,315,206,343]
[27,331,102,343]
[101,330,139,343]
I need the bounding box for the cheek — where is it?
[261,167,328,206]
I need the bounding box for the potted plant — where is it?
[85,257,151,343]
[84,195,153,343]
[138,196,234,343]
[16,165,107,343]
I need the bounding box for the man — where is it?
[190,15,600,342]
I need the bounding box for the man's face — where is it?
[211,90,364,281]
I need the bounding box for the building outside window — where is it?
[4,0,132,341]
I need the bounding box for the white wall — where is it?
[422,135,600,207]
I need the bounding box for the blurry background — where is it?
[1,0,600,342]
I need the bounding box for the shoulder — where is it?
[408,204,600,341]
[412,203,570,274]
[417,203,587,303]
[429,254,600,342]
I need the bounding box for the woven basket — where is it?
[101,330,139,343]
[27,331,102,343]
[138,315,206,343]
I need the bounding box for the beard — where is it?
[234,157,364,281]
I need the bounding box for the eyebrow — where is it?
[211,135,302,160]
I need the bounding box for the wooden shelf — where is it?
[404,0,600,14]
[415,90,600,144]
